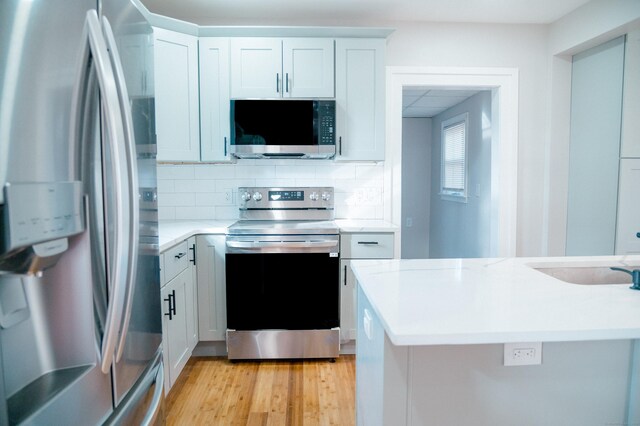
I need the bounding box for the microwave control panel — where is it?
[317,101,335,146]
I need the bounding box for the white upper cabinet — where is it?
[230,38,334,99]
[282,39,334,98]
[154,28,200,161]
[199,38,231,162]
[335,38,386,161]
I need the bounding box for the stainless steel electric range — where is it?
[225,187,340,360]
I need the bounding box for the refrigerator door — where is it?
[100,0,162,406]
[0,0,115,425]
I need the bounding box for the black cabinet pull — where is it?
[189,244,196,265]
[338,136,342,156]
[344,265,348,286]
[164,290,176,320]
[285,72,289,93]
[224,136,228,157]
[357,241,379,245]
[276,73,280,94]
[174,252,186,259]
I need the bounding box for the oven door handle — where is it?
[226,240,338,250]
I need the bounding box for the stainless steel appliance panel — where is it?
[101,0,161,406]
[0,0,161,423]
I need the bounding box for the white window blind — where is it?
[442,119,466,197]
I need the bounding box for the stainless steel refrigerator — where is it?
[0,0,163,424]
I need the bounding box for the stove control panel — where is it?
[238,187,334,218]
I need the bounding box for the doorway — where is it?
[384,67,519,258]
[401,88,492,259]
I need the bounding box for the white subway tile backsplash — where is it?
[157,179,175,193]
[157,165,194,180]
[175,179,219,193]
[157,161,386,221]
[215,205,240,220]
[158,192,195,207]
[316,164,356,179]
[158,206,176,221]
[195,193,216,206]
[194,164,236,179]
[215,179,256,191]
[175,206,216,220]
[275,165,316,179]
[235,165,276,179]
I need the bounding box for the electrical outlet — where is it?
[223,189,233,204]
[406,217,413,227]
[504,342,542,366]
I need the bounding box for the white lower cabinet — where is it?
[186,236,198,351]
[340,259,357,341]
[340,232,394,343]
[195,234,227,341]
[160,239,197,393]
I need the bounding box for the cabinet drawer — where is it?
[341,233,394,259]
[163,240,189,284]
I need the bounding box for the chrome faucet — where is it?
[610,267,640,290]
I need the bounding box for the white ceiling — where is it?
[141,0,591,26]
[403,89,481,118]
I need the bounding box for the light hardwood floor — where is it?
[165,356,356,425]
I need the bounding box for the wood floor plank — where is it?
[165,356,355,426]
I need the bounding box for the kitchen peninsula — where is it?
[352,256,640,426]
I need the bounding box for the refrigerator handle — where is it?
[140,360,165,426]
[101,16,141,364]
[77,11,130,374]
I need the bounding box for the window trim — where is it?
[440,112,469,203]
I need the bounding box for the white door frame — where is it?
[384,66,519,257]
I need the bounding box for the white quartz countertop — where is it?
[159,220,234,251]
[159,219,398,251]
[351,256,640,346]
[334,219,398,233]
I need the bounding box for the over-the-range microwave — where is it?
[230,99,336,159]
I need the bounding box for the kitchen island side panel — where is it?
[356,281,638,426]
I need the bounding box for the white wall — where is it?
[565,36,625,256]
[429,91,492,258]
[386,22,548,256]
[401,117,431,259]
[545,3,640,256]
[157,161,385,220]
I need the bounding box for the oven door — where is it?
[225,234,340,330]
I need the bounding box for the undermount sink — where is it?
[530,263,640,285]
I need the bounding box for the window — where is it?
[440,113,468,201]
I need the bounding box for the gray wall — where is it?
[429,91,492,259]
[565,36,625,256]
[401,118,432,259]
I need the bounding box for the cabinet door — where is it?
[195,235,227,341]
[230,38,282,98]
[186,236,198,351]
[335,39,386,161]
[154,28,200,161]
[282,38,334,98]
[199,38,232,162]
[615,159,640,254]
[340,259,357,342]
[161,267,191,390]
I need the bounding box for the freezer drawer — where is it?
[106,350,165,426]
